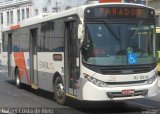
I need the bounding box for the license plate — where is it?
[122,89,135,95]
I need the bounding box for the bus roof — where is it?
[2,3,154,32]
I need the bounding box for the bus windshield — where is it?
[82,22,156,66]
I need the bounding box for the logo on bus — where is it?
[39,61,54,70]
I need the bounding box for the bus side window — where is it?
[2,33,8,52]
[50,19,64,52]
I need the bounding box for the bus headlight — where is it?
[147,73,157,84]
[83,73,107,87]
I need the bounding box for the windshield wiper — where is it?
[104,20,127,63]
[104,19,120,41]
[130,20,143,39]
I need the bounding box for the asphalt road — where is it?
[0,72,160,114]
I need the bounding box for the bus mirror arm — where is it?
[78,24,83,40]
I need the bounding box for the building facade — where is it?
[0,0,84,27]
[0,0,33,28]
[0,0,33,63]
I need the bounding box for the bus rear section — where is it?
[80,4,158,101]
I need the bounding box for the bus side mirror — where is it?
[78,24,83,40]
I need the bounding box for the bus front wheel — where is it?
[54,76,66,105]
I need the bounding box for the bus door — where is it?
[65,20,80,96]
[30,29,38,89]
[8,33,12,78]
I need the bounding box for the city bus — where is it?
[156,27,160,72]
[2,3,158,105]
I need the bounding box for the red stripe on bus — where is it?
[13,52,30,84]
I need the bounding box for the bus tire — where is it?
[54,76,66,105]
[15,69,21,88]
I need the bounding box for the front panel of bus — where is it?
[80,4,157,101]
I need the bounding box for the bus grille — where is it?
[107,90,148,98]
[105,80,147,87]
[100,67,152,75]
[106,80,146,85]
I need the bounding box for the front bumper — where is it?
[82,78,158,101]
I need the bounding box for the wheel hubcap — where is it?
[16,75,20,85]
[55,83,64,98]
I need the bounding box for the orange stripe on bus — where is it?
[10,24,20,30]
[13,52,30,84]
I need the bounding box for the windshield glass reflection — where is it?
[82,23,155,66]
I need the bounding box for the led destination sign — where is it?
[85,7,155,19]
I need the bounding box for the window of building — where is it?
[43,7,47,13]
[17,10,20,22]
[22,9,25,20]
[26,8,29,18]
[7,11,9,24]
[35,9,38,16]
[10,11,13,24]
[48,0,51,4]
[0,13,3,25]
